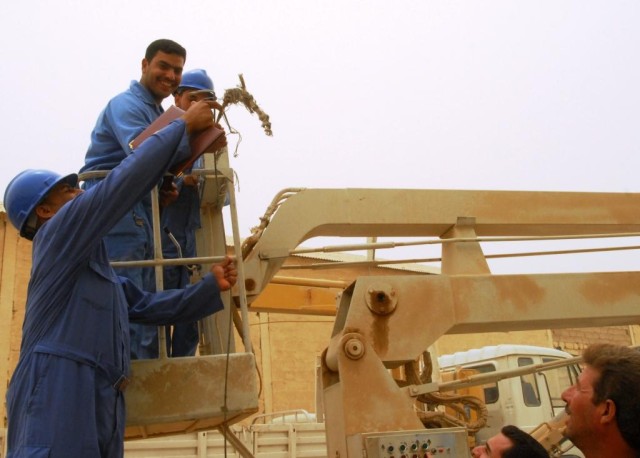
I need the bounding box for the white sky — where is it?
[1,0,639,274]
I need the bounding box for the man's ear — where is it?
[600,399,617,425]
[34,204,55,222]
[141,58,149,73]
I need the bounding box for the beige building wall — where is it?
[249,313,333,415]
[0,213,32,427]
[551,326,635,356]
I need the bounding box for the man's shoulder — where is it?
[101,84,162,127]
[107,82,148,110]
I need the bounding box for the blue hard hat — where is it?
[3,169,78,240]
[178,69,215,93]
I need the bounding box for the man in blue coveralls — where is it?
[163,68,219,357]
[81,39,223,359]
[3,100,232,457]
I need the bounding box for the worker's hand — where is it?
[182,100,215,135]
[183,174,199,187]
[159,179,179,207]
[211,100,224,111]
[211,256,237,291]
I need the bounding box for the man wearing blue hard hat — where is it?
[161,68,222,357]
[4,170,80,240]
[2,100,233,457]
[175,68,217,104]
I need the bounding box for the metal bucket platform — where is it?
[124,352,259,440]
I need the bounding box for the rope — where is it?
[398,352,489,433]
[216,74,273,143]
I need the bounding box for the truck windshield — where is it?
[541,357,580,410]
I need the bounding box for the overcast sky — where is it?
[1,0,639,274]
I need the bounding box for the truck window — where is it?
[467,363,499,404]
[517,357,541,407]
[541,357,579,409]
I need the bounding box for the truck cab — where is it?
[438,344,582,455]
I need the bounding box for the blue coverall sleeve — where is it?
[34,121,191,276]
[121,273,225,325]
[105,96,156,156]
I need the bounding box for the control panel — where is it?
[362,427,470,457]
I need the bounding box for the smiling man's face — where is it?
[140,51,184,104]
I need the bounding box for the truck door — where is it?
[516,357,547,427]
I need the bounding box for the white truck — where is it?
[438,344,583,457]
[438,344,577,441]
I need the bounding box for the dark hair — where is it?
[144,39,186,62]
[501,425,548,458]
[583,343,640,452]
